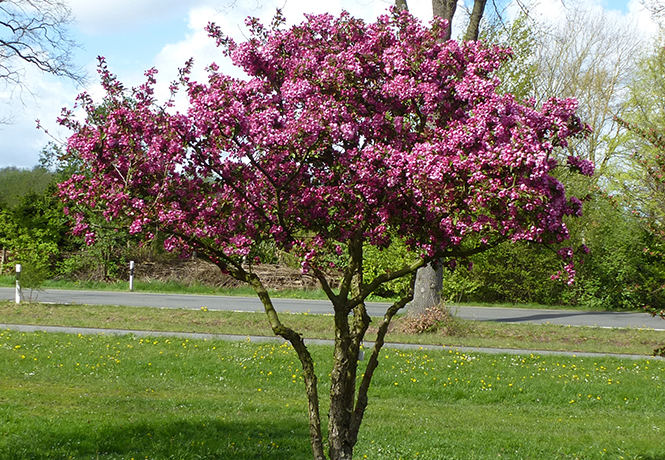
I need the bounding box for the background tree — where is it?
[58,11,590,460]
[615,38,665,312]
[398,0,513,314]
[0,158,58,279]
[642,0,665,24]
[1,0,83,120]
[621,39,665,227]
[481,12,539,101]
[0,178,76,285]
[533,7,641,180]
[0,163,54,207]
[617,115,665,325]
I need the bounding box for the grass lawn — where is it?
[1,329,664,459]
[0,301,664,356]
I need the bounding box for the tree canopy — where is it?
[58,10,591,460]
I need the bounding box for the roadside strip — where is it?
[3,322,662,361]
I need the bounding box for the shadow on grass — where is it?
[0,418,313,459]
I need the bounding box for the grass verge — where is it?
[0,330,663,459]
[0,275,334,300]
[1,301,663,356]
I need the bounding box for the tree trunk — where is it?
[328,332,360,460]
[238,240,422,460]
[408,261,443,317]
[327,253,369,460]
[464,0,488,41]
[432,0,458,40]
[246,272,326,459]
[408,0,490,317]
[327,288,415,459]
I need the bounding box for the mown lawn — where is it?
[1,329,664,459]
[1,301,663,356]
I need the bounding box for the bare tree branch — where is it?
[0,0,85,94]
[641,0,665,23]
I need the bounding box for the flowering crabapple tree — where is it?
[57,10,592,460]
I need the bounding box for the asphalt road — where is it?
[1,287,664,330]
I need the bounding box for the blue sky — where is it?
[0,0,656,169]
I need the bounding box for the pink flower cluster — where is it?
[58,10,590,277]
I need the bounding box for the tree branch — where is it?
[349,272,417,445]
[0,0,85,86]
[245,272,326,460]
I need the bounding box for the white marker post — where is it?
[15,264,21,304]
[129,260,135,291]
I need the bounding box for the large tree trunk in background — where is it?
[465,0,487,40]
[403,0,488,317]
[407,261,443,317]
[432,0,458,40]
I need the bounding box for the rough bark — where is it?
[464,0,488,41]
[244,271,326,460]
[408,261,443,317]
[432,0,458,40]
[327,240,367,459]
[349,275,416,444]
[328,311,361,460]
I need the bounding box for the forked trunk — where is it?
[326,276,416,460]
[247,273,326,459]
[247,257,417,460]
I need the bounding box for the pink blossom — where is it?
[84,231,96,246]
[567,155,595,176]
[57,10,589,282]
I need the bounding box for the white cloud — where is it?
[626,0,661,38]
[0,69,80,168]
[150,1,413,105]
[150,0,436,84]
[532,0,657,32]
[154,6,234,80]
[68,0,197,33]
[2,0,658,169]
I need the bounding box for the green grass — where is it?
[1,301,664,356]
[0,275,336,300]
[1,329,664,459]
